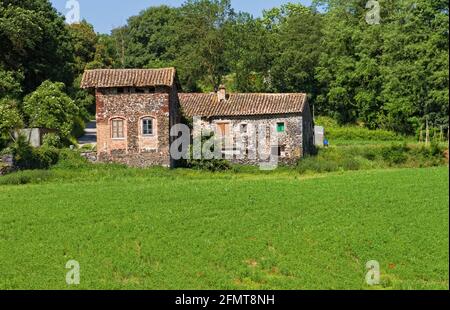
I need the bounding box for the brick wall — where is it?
[95,88,173,167]
[192,114,304,165]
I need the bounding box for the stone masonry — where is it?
[81,68,315,168]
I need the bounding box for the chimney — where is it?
[217,85,226,102]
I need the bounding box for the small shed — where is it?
[13,128,55,147]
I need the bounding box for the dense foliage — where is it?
[103,0,448,134]
[23,81,79,138]
[0,0,448,152]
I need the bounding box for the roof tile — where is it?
[179,93,307,117]
[80,68,176,88]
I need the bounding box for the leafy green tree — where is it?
[0,0,75,93]
[67,20,98,76]
[0,98,23,142]
[118,6,179,69]
[23,81,79,137]
[175,0,236,91]
[380,0,449,133]
[269,5,323,96]
[224,13,272,92]
[85,34,121,69]
[0,68,23,99]
[315,0,448,133]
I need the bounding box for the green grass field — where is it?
[0,166,448,290]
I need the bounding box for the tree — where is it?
[0,67,23,99]
[0,0,75,93]
[269,5,323,96]
[67,20,98,76]
[117,6,179,69]
[315,0,449,133]
[85,34,121,69]
[380,0,449,133]
[175,0,236,91]
[224,13,272,92]
[0,98,23,142]
[23,81,79,137]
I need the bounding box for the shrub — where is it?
[10,136,59,170]
[362,148,378,161]
[297,157,339,174]
[184,132,232,172]
[53,149,90,170]
[327,127,400,142]
[342,157,362,171]
[381,144,409,165]
[35,147,60,168]
[187,158,232,172]
[0,170,53,185]
[71,116,86,138]
[42,133,62,148]
[315,116,402,143]
[296,141,446,174]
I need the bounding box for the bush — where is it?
[42,133,62,148]
[187,158,232,172]
[315,116,402,143]
[10,136,60,170]
[381,144,409,165]
[71,116,86,139]
[296,142,446,174]
[327,127,400,142]
[35,147,60,168]
[297,156,339,174]
[184,133,232,172]
[53,149,90,170]
[342,157,361,171]
[0,170,53,185]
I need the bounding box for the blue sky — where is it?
[50,0,311,34]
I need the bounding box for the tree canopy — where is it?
[0,0,448,143]
[23,81,79,137]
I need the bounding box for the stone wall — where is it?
[95,87,174,167]
[192,114,305,165]
[93,85,314,168]
[0,154,14,175]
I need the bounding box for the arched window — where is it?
[142,117,154,136]
[111,118,125,139]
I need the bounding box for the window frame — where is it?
[277,122,286,133]
[240,123,248,134]
[111,118,125,140]
[141,117,155,137]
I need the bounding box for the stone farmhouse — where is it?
[81,68,314,168]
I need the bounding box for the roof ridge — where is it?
[80,68,176,89]
[179,92,306,95]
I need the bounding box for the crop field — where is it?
[0,166,448,290]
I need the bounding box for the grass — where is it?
[0,165,448,290]
[313,116,447,146]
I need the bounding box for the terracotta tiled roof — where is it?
[80,68,176,88]
[179,93,307,118]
